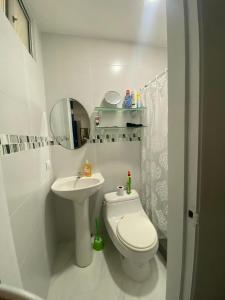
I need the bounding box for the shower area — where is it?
[141,70,168,260]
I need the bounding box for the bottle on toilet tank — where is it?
[127,170,131,194]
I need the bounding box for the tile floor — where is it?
[47,240,166,300]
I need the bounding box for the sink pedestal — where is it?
[74,198,92,267]
[51,173,104,268]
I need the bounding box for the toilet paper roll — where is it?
[117,186,125,196]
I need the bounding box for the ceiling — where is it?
[24,0,167,47]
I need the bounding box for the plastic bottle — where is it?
[83,160,92,177]
[137,91,142,108]
[127,170,131,194]
[131,91,137,108]
[124,90,132,108]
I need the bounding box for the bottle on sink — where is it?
[83,160,92,177]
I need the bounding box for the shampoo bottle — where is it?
[124,90,132,108]
[131,91,137,108]
[137,91,141,108]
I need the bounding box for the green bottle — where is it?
[127,170,131,194]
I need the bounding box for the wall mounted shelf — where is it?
[93,106,146,143]
[95,126,147,129]
[94,107,146,112]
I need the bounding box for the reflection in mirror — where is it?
[50,98,90,150]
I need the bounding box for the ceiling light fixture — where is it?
[111,64,122,74]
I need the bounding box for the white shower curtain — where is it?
[141,74,168,238]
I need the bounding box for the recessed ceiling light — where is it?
[111,65,122,74]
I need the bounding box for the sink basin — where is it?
[51,172,104,268]
[51,173,104,202]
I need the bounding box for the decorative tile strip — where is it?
[0,134,51,157]
[0,129,142,157]
[89,129,142,144]
[52,130,142,145]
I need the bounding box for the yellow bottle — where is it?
[83,160,92,177]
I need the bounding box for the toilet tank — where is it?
[103,189,144,219]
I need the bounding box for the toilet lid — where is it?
[117,214,157,251]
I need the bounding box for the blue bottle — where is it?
[123,90,132,108]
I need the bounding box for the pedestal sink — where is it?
[51,172,104,267]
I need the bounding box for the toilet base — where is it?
[120,255,151,282]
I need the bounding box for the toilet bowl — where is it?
[103,189,158,282]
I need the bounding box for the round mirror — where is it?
[50,98,90,150]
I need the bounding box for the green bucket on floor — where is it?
[93,218,104,251]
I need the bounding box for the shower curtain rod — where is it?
[143,68,168,89]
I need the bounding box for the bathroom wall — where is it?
[0,160,22,288]
[0,11,56,298]
[42,33,167,242]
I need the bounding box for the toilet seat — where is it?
[116,214,157,251]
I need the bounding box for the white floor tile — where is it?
[47,240,166,300]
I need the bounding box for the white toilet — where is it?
[103,189,158,282]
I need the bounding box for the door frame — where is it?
[166,1,200,299]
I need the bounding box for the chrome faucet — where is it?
[77,171,83,179]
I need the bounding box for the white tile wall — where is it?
[42,33,167,240]
[2,151,40,214]
[0,160,22,288]
[0,91,30,135]
[0,11,57,298]
[20,226,51,297]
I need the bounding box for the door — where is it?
[190,1,225,299]
[166,0,200,299]
[167,1,225,300]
